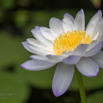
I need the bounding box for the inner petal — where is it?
[53,30,92,55]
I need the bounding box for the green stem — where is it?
[75,68,87,103]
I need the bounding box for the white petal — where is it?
[63,13,74,22]
[86,37,103,52]
[93,18,103,40]
[63,13,74,32]
[22,41,53,55]
[22,41,33,53]
[21,60,56,71]
[40,27,57,41]
[76,57,99,77]
[62,51,73,57]
[46,55,65,62]
[72,44,88,56]
[28,45,54,55]
[97,10,102,18]
[31,26,53,47]
[84,41,103,57]
[64,44,88,58]
[26,38,52,51]
[74,9,85,30]
[87,40,97,51]
[49,17,64,35]
[97,32,103,41]
[52,62,74,97]
[91,51,103,68]
[62,55,81,65]
[30,55,56,63]
[86,10,102,37]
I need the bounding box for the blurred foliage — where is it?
[87,91,103,103]
[0,0,103,102]
[90,0,102,8]
[14,10,30,28]
[1,0,15,10]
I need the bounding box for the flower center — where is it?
[53,30,92,55]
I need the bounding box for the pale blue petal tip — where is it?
[81,8,83,11]
[55,94,60,97]
[22,42,24,46]
[22,42,26,46]
[22,42,24,44]
[97,10,102,17]
[30,56,34,60]
[64,13,69,17]
[31,29,34,33]
[35,26,39,29]
[50,17,57,21]
[88,70,99,77]
[97,10,102,14]
[20,63,28,70]
[80,9,84,14]
[20,64,24,68]
[53,92,61,97]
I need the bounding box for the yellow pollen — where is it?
[53,30,92,55]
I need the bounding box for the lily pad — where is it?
[0,31,31,67]
[0,71,30,103]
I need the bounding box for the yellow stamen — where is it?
[53,30,92,55]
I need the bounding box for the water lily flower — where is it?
[21,9,103,97]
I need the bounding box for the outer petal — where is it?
[86,40,97,51]
[62,51,73,57]
[72,44,88,56]
[97,10,102,18]
[63,13,74,22]
[21,60,56,71]
[31,26,53,47]
[52,62,74,97]
[49,17,64,35]
[30,55,56,63]
[86,35,103,51]
[22,41,53,55]
[63,13,74,32]
[76,57,99,77]
[40,27,57,41]
[91,51,103,68]
[86,10,102,38]
[27,38,53,50]
[63,44,88,57]
[97,32,103,41]
[22,41,33,53]
[84,41,103,57]
[46,55,65,62]
[74,9,85,30]
[93,18,103,40]
[62,55,81,65]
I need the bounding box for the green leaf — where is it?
[0,71,30,103]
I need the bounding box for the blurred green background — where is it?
[0,0,103,103]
